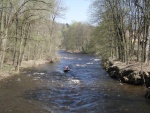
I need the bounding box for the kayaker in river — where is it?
[64,66,70,72]
[65,66,69,70]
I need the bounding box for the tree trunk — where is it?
[0,0,6,68]
[15,25,24,72]
[20,23,31,66]
[145,26,150,64]
[13,18,19,65]
[0,30,8,68]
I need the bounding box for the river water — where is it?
[0,51,150,113]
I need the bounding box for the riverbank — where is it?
[102,59,150,98]
[0,59,52,81]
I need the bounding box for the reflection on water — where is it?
[0,50,150,113]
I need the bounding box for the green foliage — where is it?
[88,20,113,59]
[0,0,65,71]
[89,0,150,63]
[62,22,93,53]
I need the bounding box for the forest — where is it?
[88,0,150,65]
[0,0,65,73]
[0,0,150,74]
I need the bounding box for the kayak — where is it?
[64,69,70,72]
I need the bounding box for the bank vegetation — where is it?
[0,0,65,74]
[87,0,150,97]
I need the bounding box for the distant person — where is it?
[64,66,70,72]
[65,66,69,70]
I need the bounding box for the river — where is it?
[0,51,150,113]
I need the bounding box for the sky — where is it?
[57,0,91,24]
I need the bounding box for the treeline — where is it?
[61,22,94,53]
[0,0,64,72]
[89,0,150,64]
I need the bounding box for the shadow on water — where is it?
[0,50,150,113]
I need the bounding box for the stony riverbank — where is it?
[101,59,150,99]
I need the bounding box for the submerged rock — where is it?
[120,70,134,83]
[145,88,150,99]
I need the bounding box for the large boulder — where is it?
[120,70,143,85]
[145,87,150,99]
[143,72,150,99]
[107,66,120,79]
[144,72,150,88]
[102,60,113,70]
[128,72,142,85]
[120,70,134,83]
